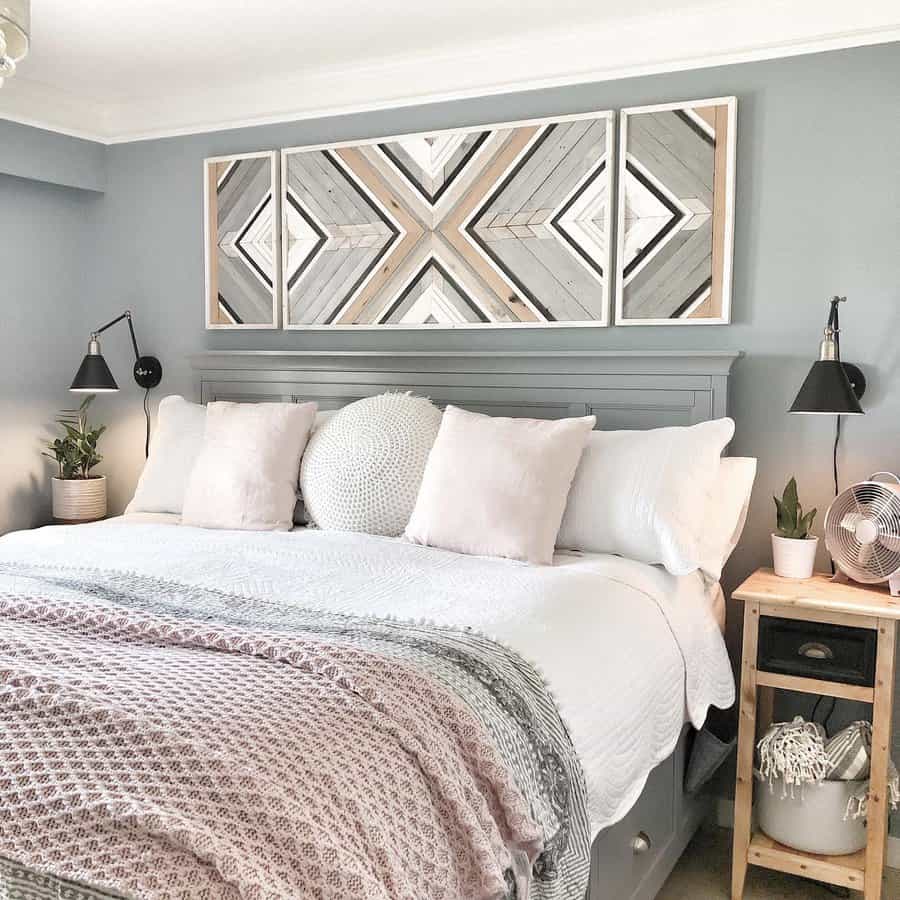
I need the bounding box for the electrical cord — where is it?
[143,389,151,458]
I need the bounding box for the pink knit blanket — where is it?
[0,593,544,899]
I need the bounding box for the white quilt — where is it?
[0,521,734,837]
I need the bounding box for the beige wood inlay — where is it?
[330,147,425,324]
[696,103,728,320]
[206,164,223,324]
[438,126,542,322]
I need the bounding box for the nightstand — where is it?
[731,568,899,900]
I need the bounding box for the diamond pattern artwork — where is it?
[282,112,614,328]
[205,152,280,328]
[615,98,736,324]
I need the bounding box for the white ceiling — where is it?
[1,0,898,143]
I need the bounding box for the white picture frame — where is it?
[614,96,737,326]
[280,110,615,330]
[204,150,281,330]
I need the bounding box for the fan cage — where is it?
[825,480,900,583]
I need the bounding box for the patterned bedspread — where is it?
[0,562,590,900]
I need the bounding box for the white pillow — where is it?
[125,395,206,516]
[405,406,595,565]
[697,456,757,581]
[182,401,317,531]
[300,393,442,536]
[556,418,735,575]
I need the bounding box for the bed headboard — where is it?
[189,351,741,429]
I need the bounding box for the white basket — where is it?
[757,776,866,855]
[51,475,107,523]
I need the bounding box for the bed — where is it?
[0,350,741,900]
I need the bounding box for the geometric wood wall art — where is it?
[204,151,281,329]
[614,97,737,325]
[281,111,614,328]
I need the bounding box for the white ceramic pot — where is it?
[771,533,818,579]
[757,776,867,855]
[51,475,107,523]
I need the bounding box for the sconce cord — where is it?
[143,389,151,458]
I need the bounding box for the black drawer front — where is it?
[757,616,876,687]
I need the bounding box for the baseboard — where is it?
[712,797,900,868]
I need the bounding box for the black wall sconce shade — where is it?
[70,349,119,392]
[789,360,864,415]
[69,310,162,456]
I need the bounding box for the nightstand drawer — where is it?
[757,616,876,687]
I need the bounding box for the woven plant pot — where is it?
[51,475,107,523]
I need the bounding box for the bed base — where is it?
[589,725,710,899]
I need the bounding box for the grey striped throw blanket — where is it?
[757,717,899,820]
[0,562,589,900]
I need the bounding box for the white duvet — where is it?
[0,520,735,837]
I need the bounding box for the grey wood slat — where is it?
[304,245,384,324]
[217,256,272,322]
[626,217,712,304]
[286,157,337,227]
[513,234,604,320]
[628,116,714,204]
[293,152,369,227]
[484,238,589,321]
[218,161,271,234]
[525,118,608,211]
[289,244,366,323]
[646,111,715,193]
[309,149,393,229]
[633,112,714,194]
[625,225,712,318]
[217,158,265,220]
[483,120,592,218]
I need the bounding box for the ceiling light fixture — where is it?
[0,1,29,88]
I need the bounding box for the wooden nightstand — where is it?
[731,568,899,900]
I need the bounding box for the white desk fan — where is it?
[824,473,900,597]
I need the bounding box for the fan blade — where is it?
[878,532,900,554]
[858,543,875,567]
[839,512,862,532]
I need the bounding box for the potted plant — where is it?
[43,395,107,523]
[772,477,817,579]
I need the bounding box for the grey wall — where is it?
[0,173,102,532]
[0,121,107,192]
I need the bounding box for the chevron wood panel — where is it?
[204,151,280,329]
[614,97,737,326]
[281,112,614,328]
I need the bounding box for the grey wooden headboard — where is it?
[190,351,741,429]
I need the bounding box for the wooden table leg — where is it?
[756,686,775,742]
[732,602,760,900]
[864,619,896,900]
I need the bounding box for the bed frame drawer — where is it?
[757,615,876,687]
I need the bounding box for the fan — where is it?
[824,473,900,596]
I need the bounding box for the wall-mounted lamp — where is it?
[70,310,162,455]
[789,296,865,495]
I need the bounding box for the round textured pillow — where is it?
[300,392,443,536]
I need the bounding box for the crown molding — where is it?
[1,1,898,145]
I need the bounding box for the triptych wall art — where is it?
[204,97,736,330]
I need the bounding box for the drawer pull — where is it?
[798,642,834,660]
[631,832,652,855]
